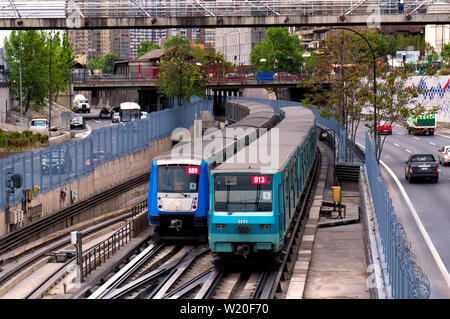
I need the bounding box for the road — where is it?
[356,124,450,298]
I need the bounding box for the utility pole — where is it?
[19,33,23,124]
[48,32,53,137]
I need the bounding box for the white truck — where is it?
[29,116,49,134]
[73,94,91,113]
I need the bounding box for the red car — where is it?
[377,121,392,135]
[86,151,110,170]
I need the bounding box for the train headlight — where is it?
[216,224,226,230]
[260,224,270,231]
[192,196,198,210]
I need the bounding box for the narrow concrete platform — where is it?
[286,141,370,299]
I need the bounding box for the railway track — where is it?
[81,149,321,300]
[0,208,145,298]
[0,172,150,256]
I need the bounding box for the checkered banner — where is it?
[405,76,450,122]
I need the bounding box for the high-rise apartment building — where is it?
[215,28,266,65]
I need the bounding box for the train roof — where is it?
[211,106,315,174]
[120,102,141,110]
[153,100,276,164]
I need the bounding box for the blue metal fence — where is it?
[0,98,213,210]
[364,132,430,298]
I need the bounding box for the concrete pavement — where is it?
[287,141,371,299]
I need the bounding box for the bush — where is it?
[22,130,33,138]
[0,134,5,147]
[40,135,49,143]
[10,131,21,139]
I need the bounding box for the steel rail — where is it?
[102,252,189,299]
[0,171,150,256]
[164,266,216,299]
[0,207,141,288]
[88,241,164,299]
[148,245,210,299]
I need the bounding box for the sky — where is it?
[0,31,11,47]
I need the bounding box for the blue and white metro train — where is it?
[208,106,317,262]
[147,100,278,240]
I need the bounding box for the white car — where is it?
[112,112,120,123]
[141,111,148,119]
[438,145,450,166]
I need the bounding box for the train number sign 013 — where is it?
[186,167,200,175]
[252,175,267,184]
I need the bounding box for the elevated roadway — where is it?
[0,0,448,30]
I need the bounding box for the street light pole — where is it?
[328,27,378,162]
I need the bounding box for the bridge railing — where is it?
[0,0,433,19]
[71,68,310,85]
[0,98,213,212]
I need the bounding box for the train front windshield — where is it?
[157,165,200,193]
[214,175,273,212]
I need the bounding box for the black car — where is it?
[99,108,112,119]
[41,149,72,175]
[404,153,439,183]
[70,116,86,130]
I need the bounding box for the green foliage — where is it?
[443,42,450,66]
[137,40,160,58]
[157,36,206,104]
[163,35,190,49]
[250,27,304,73]
[0,130,49,150]
[86,53,122,74]
[2,31,75,112]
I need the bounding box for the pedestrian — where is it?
[399,0,404,13]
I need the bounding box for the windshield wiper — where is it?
[226,185,232,215]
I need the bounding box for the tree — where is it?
[301,31,370,161]
[250,27,304,99]
[443,42,450,66]
[3,31,76,113]
[86,53,121,75]
[136,40,160,58]
[157,36,206,106]
[163,35,190,49]
[3,30,49,112]
[47,32,76,102]
[364,68,435,162]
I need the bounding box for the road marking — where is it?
[356,141,450,289]
[413,136,421,141]
[393,143,400,147]
[429,142,436,146]
[379,160,450,289]
[435,133,450,139]
[405,149,411,153]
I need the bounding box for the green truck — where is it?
[406,113,436,135]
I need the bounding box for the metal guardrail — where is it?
[0,0,435,19]
[81,199,147,278]
[364,132,430,298]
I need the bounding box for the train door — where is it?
[278,183,284,239]
[284,171,290,229]
[290,163,295,215]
